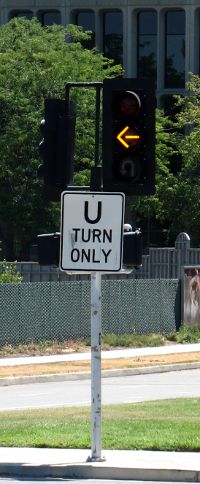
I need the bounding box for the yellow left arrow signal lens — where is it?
[116,125,140,149]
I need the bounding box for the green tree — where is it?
[0,18,122,260]
[168,74,200,244]
[130,108,177,245]
[133,75,200,247]
[154,75,200,245]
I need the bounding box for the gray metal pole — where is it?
[88,271,105,462]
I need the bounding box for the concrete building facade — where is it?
[0,1,199,105]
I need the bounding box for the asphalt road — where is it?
[0,368,200,410]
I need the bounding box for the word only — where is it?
[70,228,112,264]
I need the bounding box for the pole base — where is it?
[86,455,106,462]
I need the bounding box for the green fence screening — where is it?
[0,279,180,346]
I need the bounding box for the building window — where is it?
[165,10,185,88]
[137,11,157,80]
[75,10,95,48]
[103,11,123,65]
[10,11,33,20]
[38,11,61,26]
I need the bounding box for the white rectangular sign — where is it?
[60,191,125,272]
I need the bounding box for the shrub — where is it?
[0,260,22,283]
[168,324,200,343]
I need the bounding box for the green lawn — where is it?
[0,398,200,451]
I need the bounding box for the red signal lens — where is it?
[113,91,141,118]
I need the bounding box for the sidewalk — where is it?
[1,341,200,366]
[0,447,200,481]
[0,342,200,386]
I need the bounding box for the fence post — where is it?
[175,232,190,278]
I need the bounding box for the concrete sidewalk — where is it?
[1,342,200,386]
[0,447,200,481]
[1,342,200,367]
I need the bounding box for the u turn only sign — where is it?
[60,191,125,272]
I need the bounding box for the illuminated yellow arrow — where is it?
[117,125,140,149]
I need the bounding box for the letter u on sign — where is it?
[84,201,102,224]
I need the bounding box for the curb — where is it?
[1,361,200,386]
[0,462,199,482]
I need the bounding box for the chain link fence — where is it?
[0,279,180,346]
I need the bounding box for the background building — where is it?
[0,1,199,108]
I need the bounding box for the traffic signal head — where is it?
[38,98,76,201]
[102,78,156,195]
[123,226,142,268]
[37,232,60,265]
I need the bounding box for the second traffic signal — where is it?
[38,98,76,201]
[102,78,156,195]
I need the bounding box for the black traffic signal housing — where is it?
[123,225,142,268]
[37,232,60,265]
[38,98,76,201]
[102,78,156,195]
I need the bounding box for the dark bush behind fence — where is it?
[0,279,180,346]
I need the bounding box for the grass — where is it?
[0,398,200,451]
[0,324,200,358]
[101,332,166,348]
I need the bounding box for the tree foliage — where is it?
[3,18,200,254]
[133,75,200,247]
[131,108,177,244]
[158,74,200,245]
[0,18,122,259]
[170,75,200,244]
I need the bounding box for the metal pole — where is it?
[65,82,103,192]
[95,86,101,167]
[87,271,105,462]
